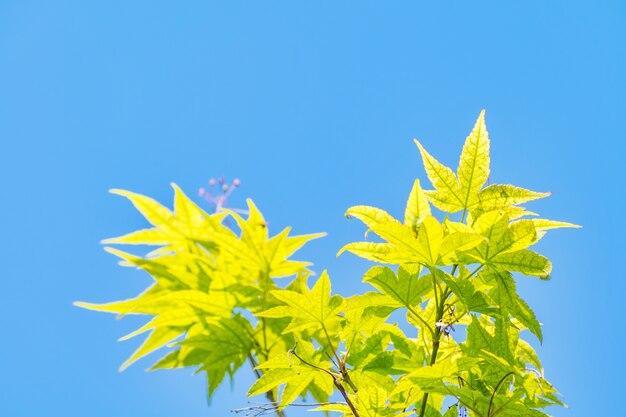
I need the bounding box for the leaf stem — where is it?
[461,208,468,224]
[408,306,436,337]
[487,372,515,417]
[322,325,343,369]
[290,345,360,417]
[322,325,359,394]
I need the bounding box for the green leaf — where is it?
[120,326,184,371]
[346,205,398,231]
[402,355,459,391]
[101,228,173,245]
[486,269,543,342]
[436,270,492,315]
[283,232,327,258]
[171,183,213,233]
[416,216,445,266]
[75,289,232,318]
[491,220,539,256]
[490,250,552,279]
[438,232,485,265]
[530,218,582,231]
[405,179,432,229]
[473,184,551,211]
[337,241,413,264]
[414,139,465,213]
[182,315,255,398]
[110,188,177,231]
[469,216,545,272]
[258,271,344,334]
[464,316,493,356]
[248,368,293,396]
[458,110,490,208]
[363,266,430,309]
[251,341,333,409]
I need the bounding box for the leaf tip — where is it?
[310,231,328,239]
[109,188,126,196]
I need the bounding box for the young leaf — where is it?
[472,184,551,212]
[483,269,543,341]
[530,218,582,231]
[405,179,432,229]
[414,140,465,213]
[346,205,398,231]
[250,340,333,409]
[257,271,344,334]
[337,242,412,264]
[457,110,490,208]
[109,189,178,231]
[490,250,552,279]
[363,266,430,309]
[438,232,485,265]
[120,326,185,371]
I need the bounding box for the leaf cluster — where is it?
[76,110,579,417]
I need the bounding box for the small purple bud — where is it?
[199,187,206,196]
[222,184,229,192]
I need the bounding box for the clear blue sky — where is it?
[1,1,624,416]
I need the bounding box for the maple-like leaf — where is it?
[257,271,344,335]
[78,111,578,417]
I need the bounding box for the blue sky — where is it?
[1,1,624,416]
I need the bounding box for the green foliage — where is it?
[76,110,579,417]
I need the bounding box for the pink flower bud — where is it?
[222,184,228,191]
[198,187,206,196]
[209,178,216,186]
[233,178,241,187]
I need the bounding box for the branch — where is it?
[418,267,452,417]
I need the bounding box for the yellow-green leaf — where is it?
[363,266,429,309]
[414,140,464,213]
[120,326,184,371]
[438,232,485,265]
[473,184,551,211]
[102,228,172,245]
[404,179,431,229]
[458,110,490,208]
[415,216,444,266]
[337,242,413,264]
[531,218,582,230]
[346,205,398,231]
[491,249,552,278]
[110,189,178,231]
[258,271,344,334]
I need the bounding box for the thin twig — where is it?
[247,354,286,417]
[290,345,360,417]
[232,401,346,417]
